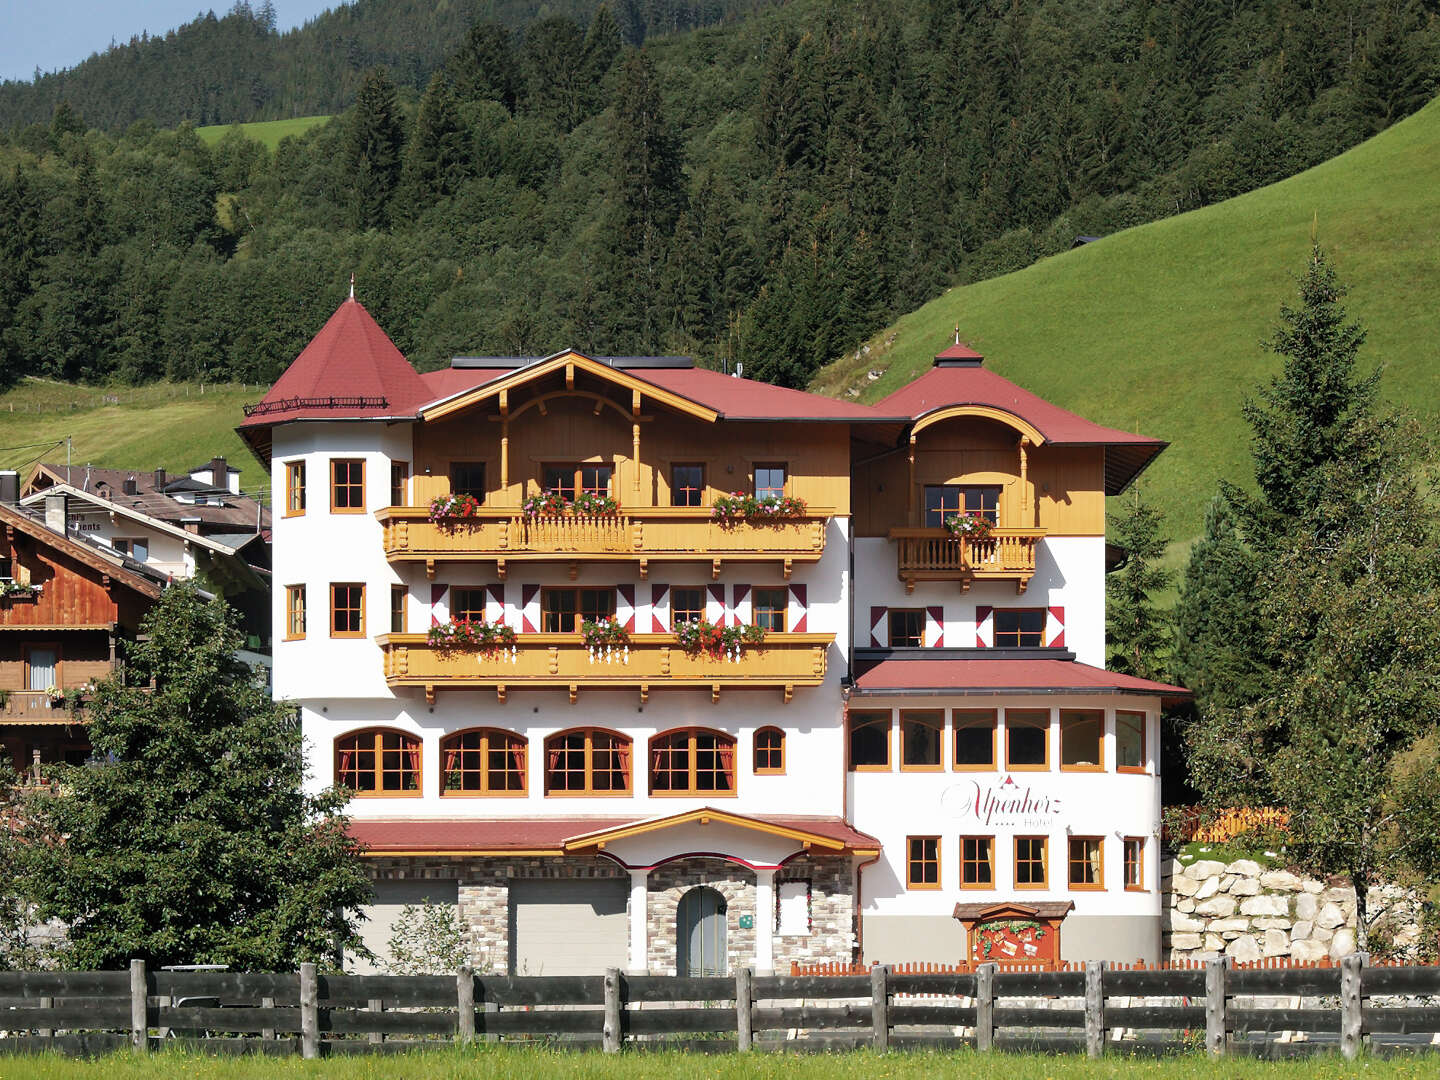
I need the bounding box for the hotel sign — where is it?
[942,775,1062,829]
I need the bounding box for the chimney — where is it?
[0,471,17,505]
[934,327,985,368]
[209,456,237,495]
[45,493,68,534]
[154,467,167,491]
[181,517,202,534]
[123,476,138,496]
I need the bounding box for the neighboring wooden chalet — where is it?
[0,494,162,778]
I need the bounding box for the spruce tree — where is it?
[1105,490,1173,681]
[400,72,468,211]
[447,21,517,112]
[345,67,405,231]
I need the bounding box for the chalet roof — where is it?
[19,485,255,558]
[0,503,162,599]
[852,656,1188,700]
[27,463,270,532]
[348,813,880,857]
[874,361,1167,494]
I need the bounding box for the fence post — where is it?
[261,996,276,1042]
[1204,956,1227,1057]
[1340,952,1364,1060]
[602,967,622,1053]
[367,998,385,1045]
[871,964,890,1052]
[457,965,475,1044]
[975,962,996,1052]
[736,966,754,1052]
[129,958,148,1054]
[1085,960,1105,1058]
[299,962,319,1060]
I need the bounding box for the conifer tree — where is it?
[448,21,518,112]
[1105,490,1173,681]
[344,67,405,231]
[400,72,468,210]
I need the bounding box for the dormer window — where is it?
[924,485,999,528]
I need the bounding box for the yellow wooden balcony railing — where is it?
[376,631,835,704]
[376,507,831,579]
[888,527,1045,594]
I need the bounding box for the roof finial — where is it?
[349,272,356,301]
[954,324,961,346]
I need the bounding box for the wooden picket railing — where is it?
[1166,806,1291,843]
[3,957,1440,1059]
[889,527,1043,595]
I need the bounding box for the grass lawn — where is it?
[195,116,332,149]
[814,95,1440,547]
[0,378,264,497]
[1,1048,1435,1079]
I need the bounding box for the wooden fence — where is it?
[1166,806,1291,843]
[2,957,1439,1059]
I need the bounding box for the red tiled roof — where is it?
[238,299,432,430]
[417,366,508,399]
[874,365,1166,493]
[935,342,984,361]
[853,658,1189,698]
[349,814,879,855]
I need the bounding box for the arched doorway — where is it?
[676,886,727,976]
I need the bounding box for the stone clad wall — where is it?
[1163,856,1425,963]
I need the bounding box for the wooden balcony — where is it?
[376,632,835,704]
[888,528,1045,594]
[0,690,87,723]
[376,507,832,579]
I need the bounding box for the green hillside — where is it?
[0,380,262,500]
[816,95,1440,547]
[195,116,331,150]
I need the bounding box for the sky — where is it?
[1,1,339,83]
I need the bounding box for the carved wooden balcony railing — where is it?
[888,527,1046,594]
[376,632,835,704]
[376,507,832,580]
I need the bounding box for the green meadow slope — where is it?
[817,96,1440,545]
[0,380,262,498]
[195,116,332,149]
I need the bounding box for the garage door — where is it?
[352,878,459,975]
[509,879,629,977]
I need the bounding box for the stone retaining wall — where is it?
[1163,856,1425,963]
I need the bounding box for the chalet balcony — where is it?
[0,689,86,722]
[888,527,1046,594]
[376,631,835,704]
[376,507,832,580]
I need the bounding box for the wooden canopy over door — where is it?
[952,900,1074,969]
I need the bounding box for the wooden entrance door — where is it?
[677,887,727,976]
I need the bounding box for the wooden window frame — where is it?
[1068,836,1105,891]
[543,462,614,500]
[753,462,787,501]
[440,727,528,797]
[648,727,738,797]
[543,727,632,797]
[887,608,925,648]
[1059,709,1105,772]
[847,711,892,772]
[335,728,421,797]
[23,641,61,692]
[959,835,995,890]
[923,484,1001,528]
[540,587,616,634]
[1004,709,1050,771]
[330,458,366,514]
[1123,836,1146,892]
[670,463,705,508]
[754,726,785,775]
[952,710,997,771]
[330,582,366,638]
[450,461,487,502]
[390,461,409,507]
[451,586,488,623]
[670,586,705,626]
[906,835,941,890]
[1116,710,1147,774]
[1014,835,1049,890]
[284,460,306,517]
[389,585,406,634]
[285,585,306,641]
[751,586,788,633]
[992,608,1046,648]
[899,710,945,772]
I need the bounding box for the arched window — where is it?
[649,728,736,795]
[544,728,631,795]
[336,729,420,795]
[440,728,527,796]
[754,727,785,774]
